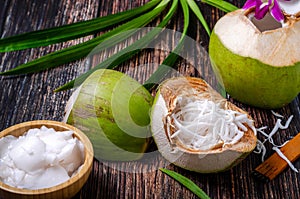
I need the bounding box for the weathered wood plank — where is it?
[0,0,98,128]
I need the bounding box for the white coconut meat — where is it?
[151,77,257,173]
[167,98,253,151]
[213,9,300,67]
[0,126,85,189]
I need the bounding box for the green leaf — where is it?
[201,0,238,12]
[160,168,211,199]
[187,0,211,36]
[0,0,161,52]
[143,0,190,90]
[55,0,177,92]
[179,0,190,41]
[0,0,170,76]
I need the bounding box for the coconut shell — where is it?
[151,77,257,173]
[64,69,153,161]
[209,9,300,108]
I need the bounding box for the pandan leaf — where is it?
[143,0,190,90]
[0,0,161,52]
[187,0,211,35]
[1,0,240,92]
[55,0,177,92]
[0,0,170,76]
[201,0,238,12]
[160,168,211,199]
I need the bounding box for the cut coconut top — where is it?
[214,9,300,67]
[278,0,300,16]
[158,77,257,154]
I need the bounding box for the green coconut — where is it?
[151,77,257,173]
[209,9,300,109]
[63,69,153,161]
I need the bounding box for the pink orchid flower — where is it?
[243,0,288,22]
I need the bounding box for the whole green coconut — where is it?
[209,9,300,109]
[64,69,153,161]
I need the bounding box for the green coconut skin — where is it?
[209,30,300,109]
[67,69,153,161]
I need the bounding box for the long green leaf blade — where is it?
[55,0,177,92]
[0,0,170,76]
[187,0,211,36]
[0,0,161,52]
[160,168,211,199]
[201,0,238,12]
[55,49,140,91]
[143,0,190,90]
[178,0,190,44]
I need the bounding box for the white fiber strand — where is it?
[271,110,284,118]
[255,111,297,173]
[254,139,267,162]
[272,147,299,173]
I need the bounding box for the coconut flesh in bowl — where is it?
[209,0,300,109]
[0,126,85,190]
[151,77,257,173]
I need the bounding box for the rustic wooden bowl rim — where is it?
[0,120,94,195]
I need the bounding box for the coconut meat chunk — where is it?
[167,95,254,151]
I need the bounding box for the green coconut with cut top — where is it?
[63,69,153,161]
[209,8,300,109]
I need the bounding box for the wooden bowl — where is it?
[0,120,94,199]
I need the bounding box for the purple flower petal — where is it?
[270,0,285,22]
[256,0,263,8]
[255,4,270,20]
[243,0,285,22]
[243,0,258,9]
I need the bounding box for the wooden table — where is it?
[1,0,299,198]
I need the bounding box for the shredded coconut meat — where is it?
[166,97,254,151]
[254,111,299,173]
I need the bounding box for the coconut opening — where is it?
[245,0,300,32]
[165,95,255,151]
[247,11,282,32]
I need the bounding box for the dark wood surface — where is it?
[1,0,299,198]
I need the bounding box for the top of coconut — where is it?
[278,0,300,16]
[213,9,300,67]
[156,77,257,154]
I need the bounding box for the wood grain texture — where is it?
[0,0,299,198]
